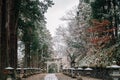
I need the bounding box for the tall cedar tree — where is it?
[0,0,20,79]
[18,0,54,68]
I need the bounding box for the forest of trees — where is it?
[0,0,54,79]
[54,0,120,67]
[1,0,120,79]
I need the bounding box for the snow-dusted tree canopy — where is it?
[53,0,92,67]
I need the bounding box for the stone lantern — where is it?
[84,67,93,76]
[107,61,120,80]
[5,67,15,80]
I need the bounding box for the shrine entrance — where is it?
[48,63,58,73]
[46,58,62,73]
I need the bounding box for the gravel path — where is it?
[55,73,77,80]
[55,73,102,80]
[44,74,58,80]
[80,76,102,80]
[22,73,46,80]
[21,73,102,80]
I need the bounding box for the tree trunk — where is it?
[1,0,7,68]
[0,0,8,79]
[24,42,31,68]
[0,0,20,79]
[8,0,18,68]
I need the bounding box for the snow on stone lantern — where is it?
[5,67,14,74]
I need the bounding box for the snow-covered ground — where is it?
[44,74,58,80]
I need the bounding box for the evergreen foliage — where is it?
[18,0,54,68]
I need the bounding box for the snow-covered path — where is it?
[44,74,58,80]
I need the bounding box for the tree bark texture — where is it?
[0,0,19,79]
[24,42,31,68]
[8,0,18,68]
[0,0,7,79]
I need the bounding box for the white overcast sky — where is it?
[45,0,79,36]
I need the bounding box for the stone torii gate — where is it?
[46,58,62,73]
